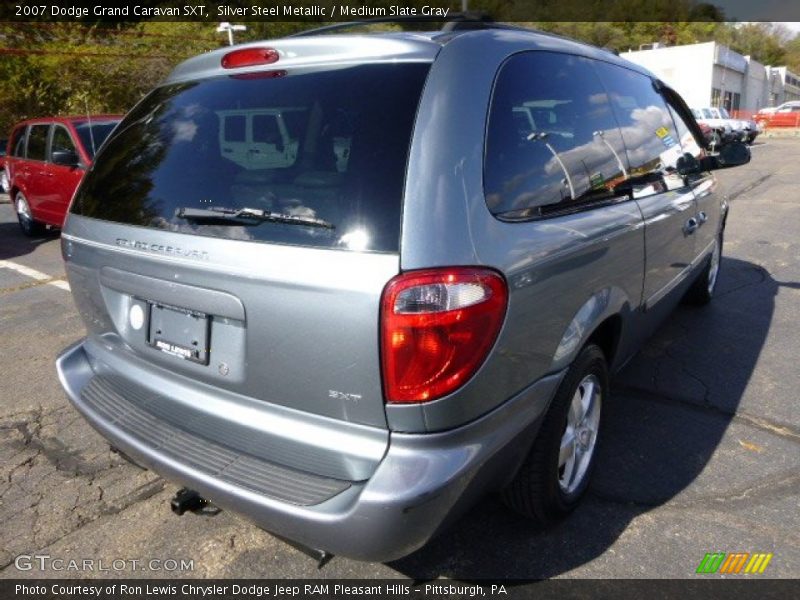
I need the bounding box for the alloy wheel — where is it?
[558,374,602,494]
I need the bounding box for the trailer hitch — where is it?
[170,488,218,516]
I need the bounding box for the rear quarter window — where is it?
[484,52,630,219]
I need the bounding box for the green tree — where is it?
[0,22,223,133]
[717,22,790,66]
[784,35,800,73]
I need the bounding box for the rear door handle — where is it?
[684,217,699,235]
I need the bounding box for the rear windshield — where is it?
[74,121,120,159]
[71,63,431,252]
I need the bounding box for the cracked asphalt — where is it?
[0,140,798,579]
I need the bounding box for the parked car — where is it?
[56,21,749,562]
[691,107,757,145]
[755,100,800,117]
[691,107,733,146]
[717,107,759,144]
[5,115,121,235]
[0,139,8,193]
[739,115,760,143]
[755,103,800,128]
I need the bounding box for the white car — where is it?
[691,108,734,146]
[692,107,757,145]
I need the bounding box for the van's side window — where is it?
[51,126,78,160]
[27,125,49,162]
[485,51,629,219]
[592,62,688,198]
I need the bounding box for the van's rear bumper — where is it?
[57,339,562,562]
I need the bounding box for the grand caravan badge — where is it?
[115,238,209,261]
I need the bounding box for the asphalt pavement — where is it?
[1,140,798,579]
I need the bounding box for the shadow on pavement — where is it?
[0,221,60,261]
[388,256,776,579]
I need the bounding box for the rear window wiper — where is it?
[176,206,335,230]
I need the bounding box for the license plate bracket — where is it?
[147,303,210,365]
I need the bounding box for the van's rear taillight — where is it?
[381,268,508,404]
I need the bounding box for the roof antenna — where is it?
[84,97,97,158]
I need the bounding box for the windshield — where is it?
[719,108,731,119]
[73,121,120,159]
[71,63,431,252]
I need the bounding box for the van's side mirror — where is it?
[677,142,750,176]
[52,150,80,168]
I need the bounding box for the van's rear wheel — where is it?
[503,344,607,525]
[15,191,45,237]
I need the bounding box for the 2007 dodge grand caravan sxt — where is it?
[56,21,749,561]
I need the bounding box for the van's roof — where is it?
[166,26,652,85]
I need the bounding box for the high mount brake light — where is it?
[221,47,280,69]
[380,268,508,404]
[230,70,287,80]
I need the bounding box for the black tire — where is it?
[503,344,608,526]
[15,191,46,237]
[684,232,723,306]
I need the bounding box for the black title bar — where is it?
[4,579,800,600]
[2,1,800,22]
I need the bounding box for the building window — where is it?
[711,88,722,107]
[732,93,741,113]
[723,91,733,111]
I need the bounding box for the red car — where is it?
[5,115,121,236]
[754,103,800,129]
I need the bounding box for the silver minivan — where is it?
[56,22,749,561]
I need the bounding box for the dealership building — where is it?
[621,41,800,117]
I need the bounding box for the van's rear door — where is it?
[65,60,431,429]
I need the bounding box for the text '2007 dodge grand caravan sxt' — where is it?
[56,22,749,561]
